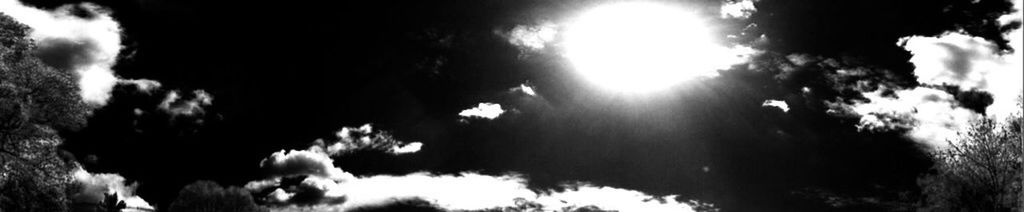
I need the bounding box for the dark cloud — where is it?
[33,37,101,70]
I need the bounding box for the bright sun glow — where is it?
[565,2,731,93]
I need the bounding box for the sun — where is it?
[564,2,725,93]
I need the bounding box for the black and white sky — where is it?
[1,0,1022,211]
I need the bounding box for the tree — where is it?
[168,181,269,212]
[0,12,88,212]
[918,99,1023,211]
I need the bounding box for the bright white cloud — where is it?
[761,99,789,112]
[459,103,505,119]
[259,169,699,212]
[319,172,534,211]
[536,185,694,212]
[78,65,120,104]
[844,87,979,147]
[72,167,154,210]
[516,83,537,96]
[720,0,757,19]
[899,2,1023,120]
[390,142,423,154]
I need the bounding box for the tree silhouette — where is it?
[918,97,1023,211]
[101,192,126,212]
[168,181,268,212]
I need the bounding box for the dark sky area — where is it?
[8,0,1019,211]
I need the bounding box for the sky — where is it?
[1,0,1021,211]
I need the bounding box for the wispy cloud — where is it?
[159,90,214,117]
[119,79,162,93]
[312,124,423,156]
[834,87,979,147]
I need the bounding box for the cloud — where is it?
[159,90,214,117]
[511,83,537,96]
[390,142,423,154]
[753,0,1021,147]
[761,99,789,112]
[277,172,534,211]
[832,87,979,147]
[776,52,985,147]
[898,0,1022,120]
[458,103,505,119]
[312,124,423,156]
[720,0,757,19]
[827,0,1024,147]
[245,178,282,192]
[259,149,355,181]
[71,167,154,210]
[249,124,423,190]
[119,79,162,93]
[504,23,558,51]
[0,0,157,106]
[247,125,699,212]
[534,184,696,212]
[751,51,985,147]
[256,169,699,212]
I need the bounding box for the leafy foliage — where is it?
[0,14,87,136]
[0,12,88,212]
[918,101,1023,211]
[168,181,269,212]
